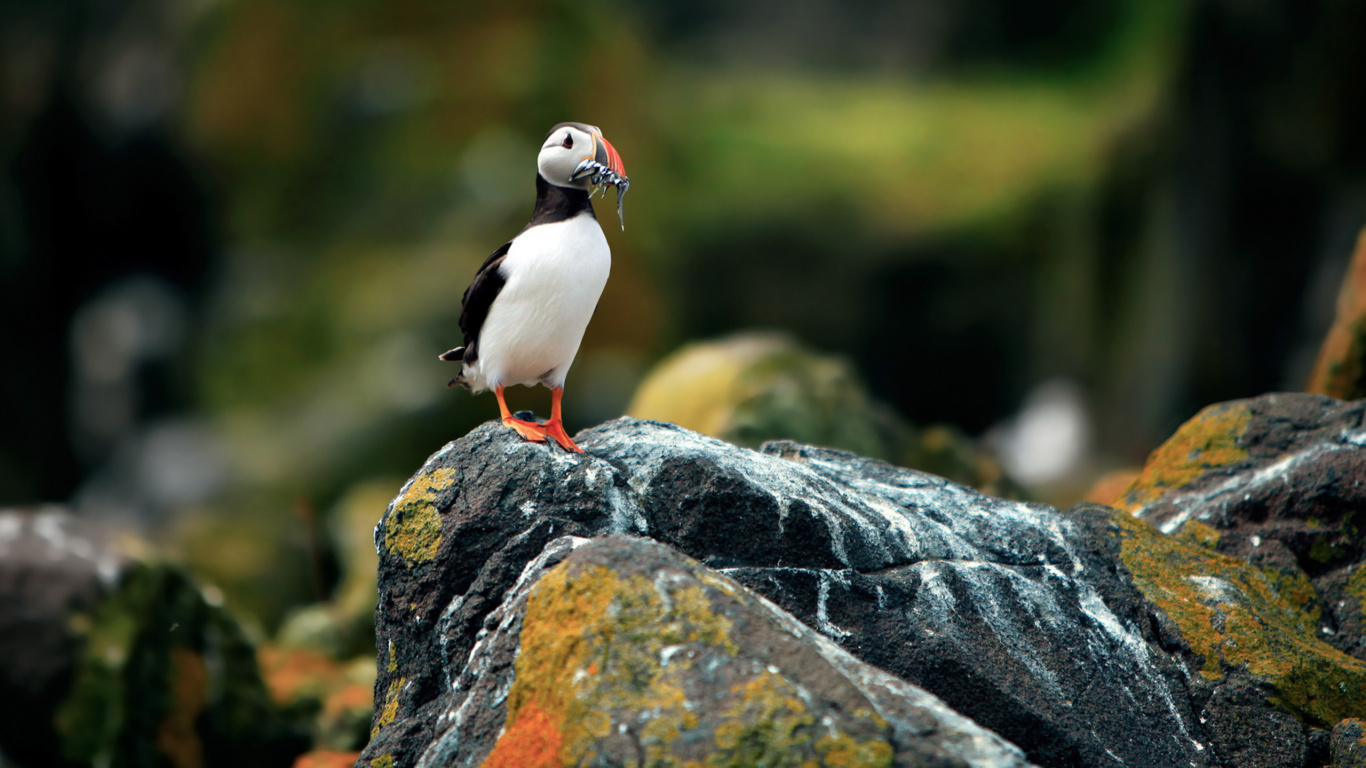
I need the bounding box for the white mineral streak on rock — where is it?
[815,570,853,640]
[943,560,1066,699]
[1186,575,1242,604]
[1077,587,1199,751]
[595,419,1080,573]
[734,578,1031,768]
[1140,427,1366,534]
[604,474,648,535]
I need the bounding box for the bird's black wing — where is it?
[455,241,513,365]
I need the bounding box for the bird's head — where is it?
[538,122,630,228]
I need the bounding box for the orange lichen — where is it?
[292,750,363,768]
[482,702,563,768]
[1115,511,1366,726]
[1115,402,1252,512]
[157,649,208,768]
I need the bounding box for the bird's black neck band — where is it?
[525,174,596,229]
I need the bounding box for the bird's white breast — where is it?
[470,213,610,390]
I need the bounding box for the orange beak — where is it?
[594,133,626,179]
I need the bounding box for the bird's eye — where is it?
[562,133,573,148]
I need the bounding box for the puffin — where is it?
[440,122,628,453]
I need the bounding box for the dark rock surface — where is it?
[363,418,1248,768]
[1117,394,1366,663]
[419,535,1029,767]
[0,508,307,768]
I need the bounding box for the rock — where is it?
[410,535,1029,767]
[0,508,127,767]
[1113,393,1366,664]
[0,508,308,768]
[1332,719,1366,767]
[1114,508,1366,729]
[626,331,1019,495]
[1307,226,1366,400]
[362,418,1222,768]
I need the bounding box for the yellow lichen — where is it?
[486,555,898,767]
[1115,511,1366,726]
[1115,403,1251,512]
[370,677,405,738]
[1175,520,1221,549]
[369,754,394,768]
[383,468,454,564]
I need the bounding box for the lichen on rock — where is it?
[382,468,452,565]
[478,536,1015,768]
[1113,400,1252,513]
[1114,511,1366,726]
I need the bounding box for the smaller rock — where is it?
[1333,718,1366,767]
[0,507,309,768]
[627,331,911,462]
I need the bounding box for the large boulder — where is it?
[0,508,308,768]
[360,418,1275,768]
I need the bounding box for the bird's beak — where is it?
[594,133,626,179]
[571,130,630,230]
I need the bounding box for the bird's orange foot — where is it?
[543,419,582,453]
[502,416,547,443]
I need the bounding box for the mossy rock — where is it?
[627,332,906,460]
[1111,399,1253,514]
[1114,510,1366,727]
[1114,393,1366,665]
[57,562,309,767]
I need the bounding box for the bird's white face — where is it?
[537,123,626,190]
[537,124,599,188]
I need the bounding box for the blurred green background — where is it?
[2,0,1364,636]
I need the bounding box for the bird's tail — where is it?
[439,347,471,389]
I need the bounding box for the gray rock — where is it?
[364,418,1211,768]
[413,535,1031,767]
[0,507,308,768]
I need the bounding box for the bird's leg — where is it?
[496,386,546,443]
[542,387,582,453]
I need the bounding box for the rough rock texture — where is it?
[1114,394,1366,666]
[363,419,1237,768]
[1307,226,1366,401]
[0,508,308,768]
[428,535,1027,768]
[1098,392,1366,768]
[1333,719,1366,767]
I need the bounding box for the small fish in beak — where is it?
[571,132,629,229]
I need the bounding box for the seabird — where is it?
[440,122,628,453]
